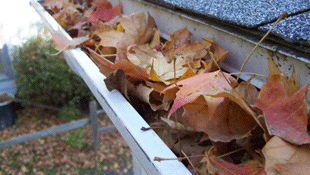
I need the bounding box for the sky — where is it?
[0,0,41,47]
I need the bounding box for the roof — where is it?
[144,0,310,57]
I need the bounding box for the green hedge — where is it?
[13,34,93,119]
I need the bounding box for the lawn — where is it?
[0,106,132,174]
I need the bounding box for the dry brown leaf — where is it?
[235,77,259,105]
[104,69,129,100]
[162,27,192,60]
[182,96,257,142]
[150,52,188,84]
[87,47,149,81]
[117,12,157,52]
[126,44,157,67]
[53,4,83,30]
[262,136,310,175]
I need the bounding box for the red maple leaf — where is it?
[88,0,121,23]
[254,74,310,145]
[209,155,267,175]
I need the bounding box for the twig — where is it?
[236,11,288,81]
[154,154,205,162]
[101,54,117,57]
[206,47,235,87]
[181,149,197,171]
[230,72,268,79]
[141,126,194,133]
[217,148,244,159]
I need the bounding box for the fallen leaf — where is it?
[262,136,310,175]
[161,117,195,132]
[254,74,310,145]
[171,42,209,63]
[275,163,310,175]
[88,0,121,23]
[208,146,266,175]
[163,70,236,117]
[150,28,161,48]
[162,27,192,61]
[117,12,157,51]
[41,0,64,15]
[268,52,299,97]
[53,3,84,30]
[235,77,259,105]
[87,47,150,81]
[203,40,230,72]
[51,30,88,51]
[162,71,261,141]
[150,52,188,84]
[126,44,157,67]
[104,69,129,100]
[182,96,257,142]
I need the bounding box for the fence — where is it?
[0,101,116,150]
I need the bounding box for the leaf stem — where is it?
[141,126,194,132]
[154,154,206,162]
[217,148,244,159]
[230,72,268,79]
[236,11,288,81]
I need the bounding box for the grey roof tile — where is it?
[260,12,310,45]
[149,0,310,27]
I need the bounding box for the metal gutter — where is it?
[29,0,191,174]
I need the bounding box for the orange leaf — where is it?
[163,70,237,117]
[183,96,257,142]
[87,47,149,81]
[163,71,258,142]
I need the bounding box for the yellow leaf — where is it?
[116,23,125,32]
[149,63,162,82]
[178,65,197,81]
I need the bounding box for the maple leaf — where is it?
[50,29,88,51]
[235,77,259,105]
[104,69,129,100]
[203,40,230,73]
[209,155,267,175]
[127,44,157,67]
[86,47,149,81]
[161,27,192,60]
[163,71,240,116]
[163,71,259,142]
[53,3,83,31]
[117,12,157,52]
[88,0,121,23]
[254,74,310,145]
[267,52,299,97]
[262,136,310,175]
[150,52,188,84]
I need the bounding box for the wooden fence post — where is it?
[90,101,99,151]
